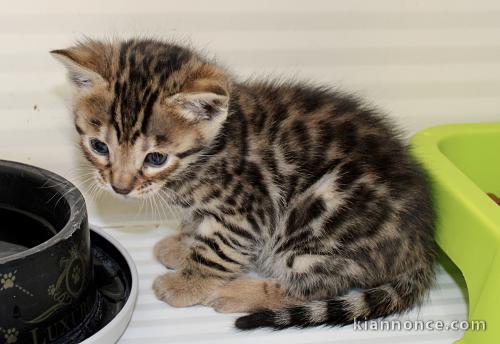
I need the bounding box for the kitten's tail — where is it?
[235,274,432,330]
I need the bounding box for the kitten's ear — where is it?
[50,45,107,89]
[171,92,229,122]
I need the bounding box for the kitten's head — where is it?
[52,39,230,198]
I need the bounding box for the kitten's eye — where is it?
[89,138,109,155]
[145,152,168,167]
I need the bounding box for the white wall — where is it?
[1,0,499,225]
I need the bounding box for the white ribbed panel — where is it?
[0,1,479,342]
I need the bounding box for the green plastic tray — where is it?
[411,122,500,344]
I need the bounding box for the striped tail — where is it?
[235,276,432,330]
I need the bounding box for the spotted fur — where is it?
[53,38,436,330]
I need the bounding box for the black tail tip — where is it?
[235,310,275,330]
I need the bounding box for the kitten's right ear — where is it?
[50,47,106,89]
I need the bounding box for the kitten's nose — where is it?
[110,166,135,195]
[111,184,133,195]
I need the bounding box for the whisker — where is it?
[52,186,77,209]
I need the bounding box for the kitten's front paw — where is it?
[153,272,202,307]
[154,234,187,270]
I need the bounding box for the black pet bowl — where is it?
[0,160,138,344]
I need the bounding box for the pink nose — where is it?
[111,185,132,195]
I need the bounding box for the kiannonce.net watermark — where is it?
[353,319,487,332]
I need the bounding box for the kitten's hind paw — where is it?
[206,296,252,313]
[203,278,292,313]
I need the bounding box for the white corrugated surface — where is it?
[0,0,488,342]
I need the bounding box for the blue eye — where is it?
[145,152,168,167]
[90,139,109,155]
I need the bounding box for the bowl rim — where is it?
[81,226,139,344]
[0,159,87,264]
[410,122,500,233]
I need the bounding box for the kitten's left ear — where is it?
[171,92,229,122]
[50,42,108,89]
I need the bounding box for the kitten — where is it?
[52,38,436,330]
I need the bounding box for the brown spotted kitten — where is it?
[52,39,436,330]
